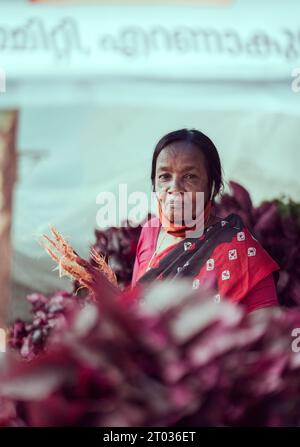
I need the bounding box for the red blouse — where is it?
[131,217,279,312]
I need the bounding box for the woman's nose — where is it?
[167,176,183,193]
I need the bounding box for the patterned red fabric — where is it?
[131,215,280,310]
[240,274,278,312]
[193,226,278,303]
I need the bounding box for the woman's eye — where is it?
[159,174,170,180]
[184,173,197,180]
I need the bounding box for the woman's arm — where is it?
[241,274,279,313]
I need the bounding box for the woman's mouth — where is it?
[168,194,184,205]
[169,200,183,208]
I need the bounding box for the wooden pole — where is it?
[0,111,18,330]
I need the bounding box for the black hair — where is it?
[151,128,224,203]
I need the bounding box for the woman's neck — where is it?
[155,212,221,254]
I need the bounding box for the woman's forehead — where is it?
[156,142,205,167]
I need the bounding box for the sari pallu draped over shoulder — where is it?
[134,214,280,305]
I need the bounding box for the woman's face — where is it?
[154,142,210,225]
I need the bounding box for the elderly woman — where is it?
[131,129,279,313]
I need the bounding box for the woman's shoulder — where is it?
[216,213,262,246]
[137,215,160,248]
[214,212,279,270]
[209,213,279,304]
[219,213,245,230]
[142,215,160,229]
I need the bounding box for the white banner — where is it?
[0,1,300,81]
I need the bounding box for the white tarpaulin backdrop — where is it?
[0,1,299,318]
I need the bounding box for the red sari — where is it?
[132,214,280,312]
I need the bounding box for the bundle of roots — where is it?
[41,226,119,296]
